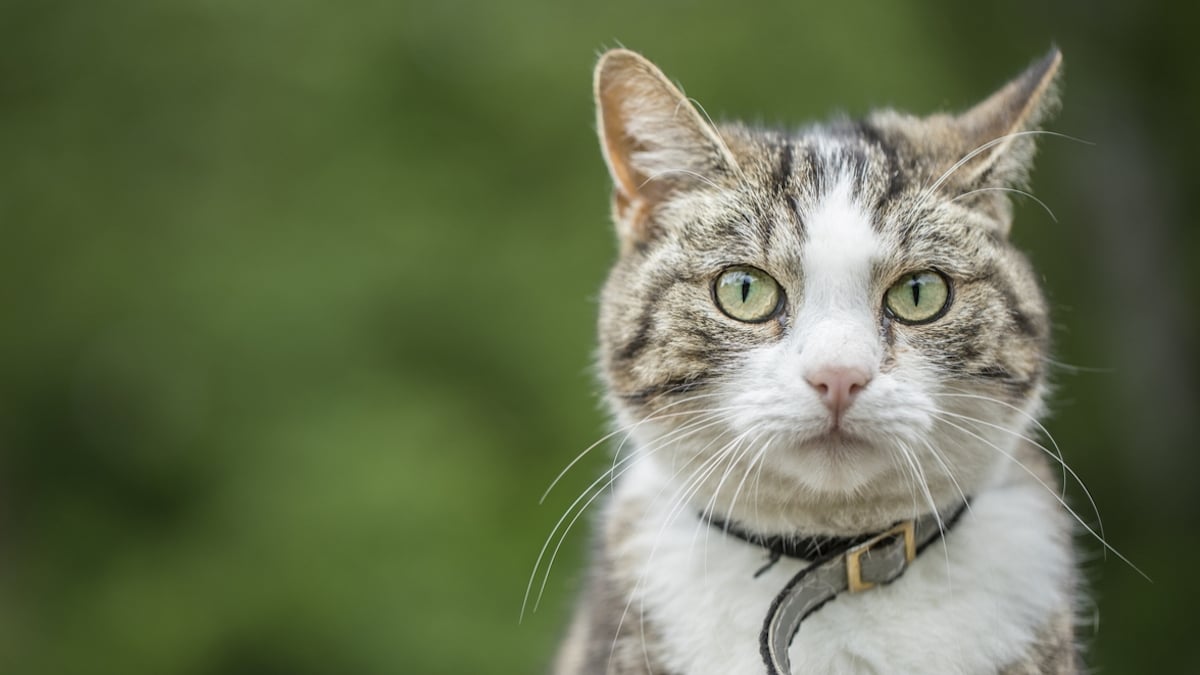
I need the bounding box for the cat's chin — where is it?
[637,427,984,537]
[784,445,891,494]
[653,442,963,537]
[773,430,930,496]
[797,428,869,453]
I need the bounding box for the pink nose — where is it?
[806,366,871,422]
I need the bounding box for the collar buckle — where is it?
[845,520,916,593]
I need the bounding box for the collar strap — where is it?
[703,515,889,573]
[758,503,968,675]
[704,503,968,675]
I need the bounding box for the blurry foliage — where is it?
[0,0,1194,673]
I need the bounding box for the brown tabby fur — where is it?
[554,48,1082,674]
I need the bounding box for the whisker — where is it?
[670,432,752,551]
[726,435,774,535]
[882,439,920,519]
[540,392,729,503]
[896,440,953,591]
[936,389,1079,519]
[948,186,1058,222]
[918,437,972,515]
[681,96,748,186]
[608,395,741,495]
[628,425,750,672]
[933,407,1072,503]
[644,426,748,571]
[933,413,1150,581]
[523,445,645,620]
[524,407,740,619]
[750,433,778,527]
[698,431,765,573]
[1041,357,1115,375]
[607,427,745,670]
[895,440,946,536]
[907,130,1091,220]
[640,167,722,191]
[932,404,1116,580]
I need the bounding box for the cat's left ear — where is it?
[594,49,741,248]
[951,48,1062,191]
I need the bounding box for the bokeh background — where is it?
[1,0,1195,673]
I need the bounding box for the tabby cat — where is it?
[552,48,1080,674]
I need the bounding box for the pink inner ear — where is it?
[596,79,646,199]
[593,49,740,221]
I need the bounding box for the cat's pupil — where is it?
[741,278,751,303]
[911,278,921,306]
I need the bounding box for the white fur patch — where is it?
[599,176,1069,674]
[791,176,883,383]
[616,457,1073,675]
[800,177,880,313]
[718,177,907,499]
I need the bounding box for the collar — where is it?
[704,502,969,675]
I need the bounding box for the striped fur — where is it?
[557,49,1080,674]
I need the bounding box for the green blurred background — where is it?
[1,0,1195,672]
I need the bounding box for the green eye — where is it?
[884,270,952,324]
[713,266,783,323]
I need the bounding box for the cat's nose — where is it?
[806,365,872,422]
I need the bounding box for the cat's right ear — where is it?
[594,49,739,248]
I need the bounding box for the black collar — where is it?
[704,502,970,675]
[702,513,899,577]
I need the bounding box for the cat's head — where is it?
[593,49,1062,534]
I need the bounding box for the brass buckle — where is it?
[845,520,916,593]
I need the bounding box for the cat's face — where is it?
[594,50,1060,532]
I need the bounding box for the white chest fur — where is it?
[612,459,1073,675]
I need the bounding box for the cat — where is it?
[550,48,1082,674]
